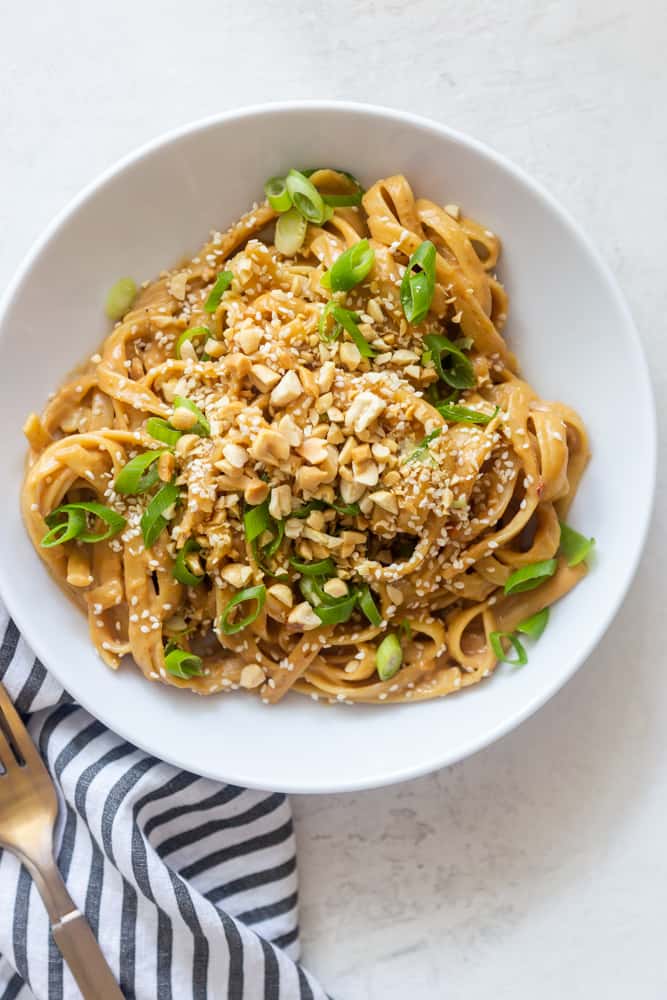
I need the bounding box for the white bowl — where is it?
[0,103,655,793]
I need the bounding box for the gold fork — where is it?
[0,681,124,998]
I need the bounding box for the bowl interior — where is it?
[0,104,654,793]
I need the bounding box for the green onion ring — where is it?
[173,538,205,586]
[141,483,180,548]
[400,241,436,324]
[264,176,292,212]
[204,270,233,314]
[289,557,336,577]
[489,631,528,666]
[285,169,328,224]
[219,584,267,635]
[164,643,203,679]
[559,522,595,567]
[146,417,182,447]
[105,277,137,321]
[376,633,403,681]
[436,403,498,425]
[114,450,166,495]
[275,208,308,256]
[314,593,358,625]
[516,607,550,639]
[504,558,558,596]
[358,585,382,626]
[423,334,476,390]
[321,239,375,292]
[175,325,210,359]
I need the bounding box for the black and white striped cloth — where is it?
[0,604,327,1000]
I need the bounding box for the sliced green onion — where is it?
[41,507,86,548]
[358,586,382,626]
[204,270,233,314]
[489,631,528,666]
[264,176,292,212]
[423,334,475,390]
[302,168,365,206]
[114,450,166,495]
[400,241,436,324]
[291,498,360,519]
[146,417,182,447]
[289,557,336,577]
[321,239,375,292]
[319,302,376,357]
[141,483,180,548]
[262,518,285,559]
[41,502,125,547]
[314,593,358,625]
[105,278,137,321]
[399,618,413,640]
[285,169,328,224]
[437,403,498,426]
[244,498,271,543]
[376,633,403,681]
[173,538,205,586]
[275,208,307,256]
[559,522,595,567]
[330,500,360,516]
[516,607,550,639]
[172,396,210,436]
[164,644,203,679]
[405,428,441,463]
[299,578,322,606]
[504,558,558,596]
[219,584,267,635]
[175,325,209,359]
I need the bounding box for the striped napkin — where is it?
[0,605,327,1000]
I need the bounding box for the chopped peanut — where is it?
[244,479,270,505]
[288,602,321,629]
[168,272,189,300]
[250,364,281,392]
[345,391,386,434]
[296,465,329,493]
[353,459,379,487]
[249,428,290,465]
[157,452,176,482]
[340,479,365,504]
[339,342,362,371]
[299,438,329,465]
[221,563,253,588]
[268,583,294,607]
[240,664,266,689]
[277,413,303,446]
[270,370,303,407]
[269,484,292,520]
[323,578,348,598]
[317,361,336,392]
[222,443,248,468]
[171,406,199,431]
[369,490,398,515]
[236,327,262,354]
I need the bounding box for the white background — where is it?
[2,1,666,997]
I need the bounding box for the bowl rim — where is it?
[0,101,657,793]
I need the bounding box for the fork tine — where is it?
[0,681,45,772]
[0,716,20,772]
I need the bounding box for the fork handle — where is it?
[51,911,125,999]
[24,852,123,999]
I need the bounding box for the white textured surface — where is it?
[1,2,665,997]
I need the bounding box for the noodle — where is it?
[21,172,590,706]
